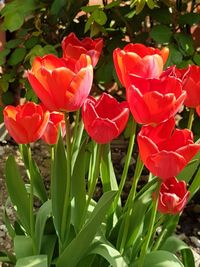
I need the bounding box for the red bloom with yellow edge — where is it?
[113,43,169,86]
[27,54,93,112]
[126,74,186,125]
[137,118,200,180]
[62,32,103,67]
[156,177,190,214]
[82,93,129,144]
[41,111,65,145]
[3,102,49,144]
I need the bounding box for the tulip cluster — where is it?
[3,32,200,267]
[113,43,200,215]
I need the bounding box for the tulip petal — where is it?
[27,71,58,111]
[137,134,159,163]
[51,67,75,110]
[146,151,186,180]
[176,144,200,163]
[90,118,119,144]
[66,65,93,111]
[4,117,28,143]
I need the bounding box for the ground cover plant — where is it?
[1,1,200,267]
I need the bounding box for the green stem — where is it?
[153,228,167,251]
[87,144,103,207]
[72,110,80,152]
[124,155,144,211]
[117,155,143,253]
[50,145,55,198]
[187,108,194,130]
[138,181,161,267]
[112,117,137,212]
[60,113,72,245]
[27,145,36,254]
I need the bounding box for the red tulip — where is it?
[27,54,93,112]
[41,110,65,145]
[62,32,103,67]
[82,93,129,144]
[156,177,190,214]
[137,118,200,180]
[180,65,200,108]
[126,74,186,125]
[3,102,49,144]
[113,43,169,86]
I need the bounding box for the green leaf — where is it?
[193,53,200,66]
[165,44,183,67]
[89,240,127,267]
[3,12,24,32]
[142,250,184,267]
[14,236,33,259]
[41,235,57,267]
[146,0,157,9]
[30,160,48,203]
[95,58,114,83]
[132,0,146,14]
[100,144,118,193]
[174,33,194,56]
[24,36,39,49]
[16,255,48,267]
[51,134,68,241]
[71,141,87,232]
[0,48,10,64]
[1,1,33,35]
[105,0,120,9]
[0,80,9,92]
[35,200,52,253]
[5,155,30,234]
[92,9,107,25]
[50,0,67,15]
[6,39,22,49]
[8,47,26,65]
[150,8,172,24]
[179,13,200,26]
[81,5,100,13]
[56,191,117,267]
[0,106,3,123]
[3,207,15,239]
[84,15,94,33]
[161,236,195,267]
[150,25,172,44]
[1,91,14,105]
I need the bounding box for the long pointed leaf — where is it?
[71,141,87,232]
[35,200,52,253]
[89,241,128,267]
[56,191,117,267]
[5,155,30,234]
[51,134,68,240]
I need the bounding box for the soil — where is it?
[0,131,200,266]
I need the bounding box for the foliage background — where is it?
[0,0,200,123]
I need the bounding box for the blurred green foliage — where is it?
[0,0,200,122]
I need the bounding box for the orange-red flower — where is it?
[113,43,169,86]
[156,177,190,214]
[126,74,186,125]
[27,54,93,112]
[41,110,65,145]
[82,93,129,144]
[3,102,49,144]
[62,32,103,67]
[137,118,200,180]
